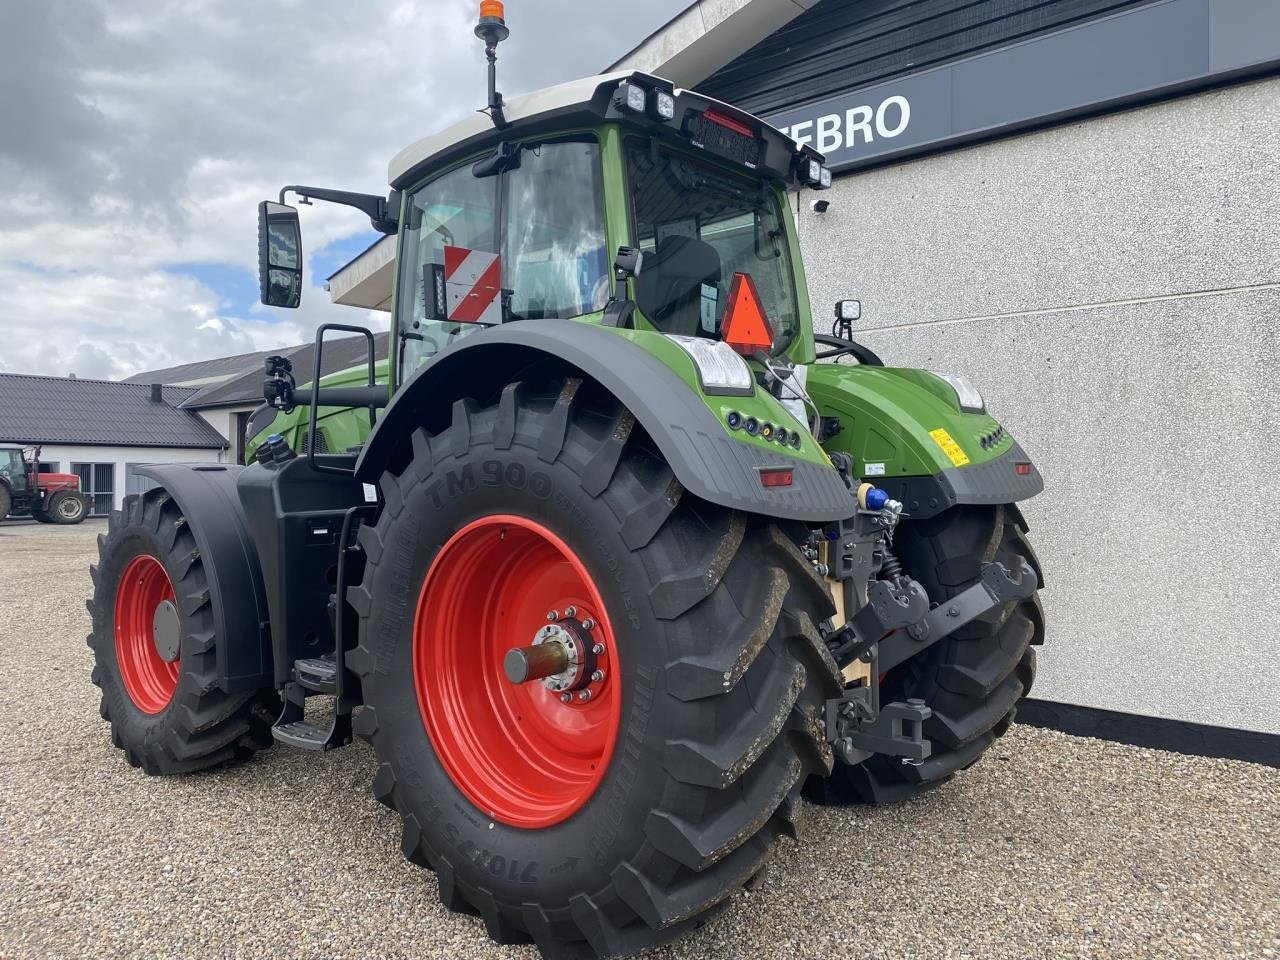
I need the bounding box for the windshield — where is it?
[0,450,24,487]
[628,142,799,353]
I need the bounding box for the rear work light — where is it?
[759,468,793,489]
[653,90,675,121]
[796,154,833,190]
[618,81,647,114]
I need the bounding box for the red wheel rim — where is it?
[414,515,621,828]
[114,554,180,714]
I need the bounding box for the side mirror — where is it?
[258,201,302,308]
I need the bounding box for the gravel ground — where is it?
[1,521,1277,960]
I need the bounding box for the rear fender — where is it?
[355,320,855,523]
[135,464,273,693]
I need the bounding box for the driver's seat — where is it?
[634,235,721,337]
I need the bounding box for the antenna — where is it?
[475,1,510,130]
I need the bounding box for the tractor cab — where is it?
[0,447,29,494]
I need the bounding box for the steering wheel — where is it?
[814,333,884,366]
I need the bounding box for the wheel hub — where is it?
[504,618,607,701]
[151,599,181,663]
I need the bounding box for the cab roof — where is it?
[387,71,821,190]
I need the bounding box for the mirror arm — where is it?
[278,185,399,234]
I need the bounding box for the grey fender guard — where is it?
[354,320,854,523]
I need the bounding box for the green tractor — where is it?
[87,6,1043,956]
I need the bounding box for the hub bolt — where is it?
[578,689,592,702]
[547,610,559,622]
[591,642,604,655]
[582,619,595,631]
[565,606,577,619]
[591,669,604,683]
[560,692,573,703]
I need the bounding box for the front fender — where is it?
[807,363,1044,519]
[355,320,854,523]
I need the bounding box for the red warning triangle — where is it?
[721,272,774,355]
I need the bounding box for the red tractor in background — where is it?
[0,446,88,524]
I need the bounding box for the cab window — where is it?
[397,165,498,374]
[397,138,608,379]
[504,141,609,320]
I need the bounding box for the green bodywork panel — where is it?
[806,364,1011,479]
[245,361,391,463]
[250,118,1029,493]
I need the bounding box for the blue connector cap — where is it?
[267,433,283,444]
[865,487,889,511]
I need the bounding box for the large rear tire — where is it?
[0,484,10,520]
[809,504,1044,805]
[350,378,842,958]
[88,490,279,774]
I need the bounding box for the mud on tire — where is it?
[349,378,843,959]
[88,490,279,774]
[809,504,1045,805]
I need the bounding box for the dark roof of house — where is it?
[125,332,390,410]
[0,374,229,449]
[178,332,390,409]
[121,347,281,388]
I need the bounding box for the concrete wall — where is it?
[34,444,225,514]
[797,76,1280,734]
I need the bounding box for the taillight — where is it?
[702,109,754,137]
[759,468,793,489]
[1015,462,1032,476]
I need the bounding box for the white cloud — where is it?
[0,0,688,380]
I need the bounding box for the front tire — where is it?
[88,490,278,774]
[49,490,87,524]
[350,379,842,958]
[811,504,1044,805]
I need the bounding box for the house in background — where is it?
[0,333,389,517]
[125,332,390,464]
[0,375,229,516]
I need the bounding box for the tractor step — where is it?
[270,679,353,751]
[272,719,340,750]
[293,655,337,694]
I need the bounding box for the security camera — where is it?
[810,198,830,214]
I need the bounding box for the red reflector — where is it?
[703,109,754,137]
[721,272,774,355]
[1015,462,1032,476]
[759,468,793,488]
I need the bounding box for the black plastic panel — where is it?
[698,0,1158,117]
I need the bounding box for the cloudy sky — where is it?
[0,0,688,380]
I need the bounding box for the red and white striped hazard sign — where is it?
[443,245,502,324]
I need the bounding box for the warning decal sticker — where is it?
[929,428,970,467]
[443,245,501,324]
